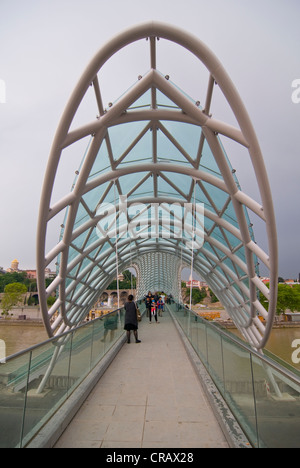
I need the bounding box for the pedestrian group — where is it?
[124,291,170,344]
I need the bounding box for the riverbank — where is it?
[0,323,48,356]
[218,320,300,329]
[0,319,43,327]
[0,306,42,321]
[192,305,300,329]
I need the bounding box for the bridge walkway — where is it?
[54,309,229,448]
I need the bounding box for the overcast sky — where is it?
[0,0,299,279]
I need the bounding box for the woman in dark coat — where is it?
[124,294,141,343]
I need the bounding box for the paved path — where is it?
[54,310,228,448]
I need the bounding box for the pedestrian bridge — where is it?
[54,307,230,449]
[4,22,297,449]
[36,21,277,350]
[0,302,299,448]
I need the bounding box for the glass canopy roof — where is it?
[37,22,277,350]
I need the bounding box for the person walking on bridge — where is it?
[145,291,153,318]
[150,298,159,323]
[124,294,141,343]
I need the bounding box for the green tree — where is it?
[0,272,28,293]
[208,288,219,303]
[260,283,300,316]
[1,283,27,317]
[186,287,206,305]
[107,270,136,290]
[47,295,56,307]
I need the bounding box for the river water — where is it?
[0,324,48,357]
[0,322,299,370]
[264,327,300,368]
[230,326,300,370]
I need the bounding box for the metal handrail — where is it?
[176,303,300,387]
[1,307,124,363]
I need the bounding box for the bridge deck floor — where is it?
[54,309,228,448]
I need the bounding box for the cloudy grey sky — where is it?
[0,0,299,279]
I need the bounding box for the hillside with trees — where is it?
[181,285,221,306]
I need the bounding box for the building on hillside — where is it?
[45,268,56,279]
[260,277,270,284]
[185,279,208,290]
[284,280,300,286]
[26,270,37,279]
[4,260,56,280]
[6,259,21,273]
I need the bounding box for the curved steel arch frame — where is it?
[37,21,278,349]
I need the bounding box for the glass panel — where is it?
[222,335,259,448]
[201,181,229,213]
[156,89,179,109]
[130,177,153,199]
[119,129,152,166]
[88,139,111,179]
[82,182,110,213]
[157,130,191,166]
[0,311,129,447]
[119,172,152,196]
[90,318,106,368]
[223,208,239,228]
[73,202,90,229]
[109,122,148,160]
[97,311,123,356]
[128,89,151,110]
[0,353,31,448]
[200,139,222,177]
[171,304,300,448]
[66,246,81,267]
[162,121,202,160]
[68,326,93,392]
[21,337,72,448]
[71,230,90,250]
[206,327,224,392]
[195,319,208,366]
[251,355,300,448]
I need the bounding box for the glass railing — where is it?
[0,307,133,448]
[169,302,300,448]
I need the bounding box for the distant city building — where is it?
[26,270,37,279]
[260,277,270,284]
[6,259,21,273]
[4,259,56,279]
[45,268,56,279]
[25,268,56,279]
[284,279,300,286]
[186,279,201,288]
[185,278,208,290]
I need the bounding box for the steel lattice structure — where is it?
[37,22,278,349]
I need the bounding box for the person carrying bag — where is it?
[124,294,141,343]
